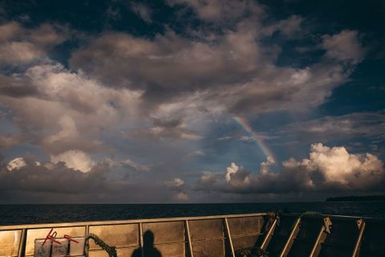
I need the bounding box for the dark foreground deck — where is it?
[1,212,384,257]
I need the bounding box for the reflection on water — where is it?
[1,202,385,225]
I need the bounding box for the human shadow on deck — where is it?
[132,230,162,257]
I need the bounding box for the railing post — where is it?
[309,217,332,257]
[352,219,365,257]
[260,216,278,251]
[185,220,194,257]
[279,217,301,257]
[224,218,235,257]
[84,225,90,256]
[18,229,27,257]
[139,222,144,257]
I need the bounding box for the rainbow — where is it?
[233,116,276,163]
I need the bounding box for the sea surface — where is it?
[1,201,385,225]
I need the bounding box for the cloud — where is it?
[196,143,385,195]
[0,2,372,202]
[0,22,68,65]
[6,157,27,171]
[0,134,20,149]
[165,177,185,188]
[322,30,365,64]
[164,177,189,201]
[70,21,362,119]
[126,123,202,142]
[131,3,152,23]
[175,191,189,201]
[120,159,150,172]
[0,156,178,203]
[289,143,383,187]
[50,150,95,173]
[0,158,110,202]
[199,171,220,186]
[0,63,143,156]
[0,22,22,42]
[274,112,385,153]
[225,162,251,187]
[167,0,265,23]
[0,42,43,64]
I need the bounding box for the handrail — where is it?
[0,212,269,230]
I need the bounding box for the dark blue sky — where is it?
[0,0,384,203]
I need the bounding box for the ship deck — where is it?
[1,212,384,257]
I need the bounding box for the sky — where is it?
[0,0,384,203]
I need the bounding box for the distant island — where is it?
[326,195,385,202]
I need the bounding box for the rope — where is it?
[85,233,117,257]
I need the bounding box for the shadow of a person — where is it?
[132,230,162,257]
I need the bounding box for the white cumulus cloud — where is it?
[197,143,385,194]
[6,157,27,171]
[165,177,185,188]
[284,143,384,189]
[50,150,95,173]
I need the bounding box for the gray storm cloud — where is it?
[69,27,357,115]
[0,156,175,203]
[164,177,189,201]
[0,2,365,160]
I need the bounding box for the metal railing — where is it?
[0,212,374,257]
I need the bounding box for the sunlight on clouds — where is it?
[284,143,384,187]
[6,157,27,171]
[50,150,95,173]
[198,143,384,194]
[0,0,381,202]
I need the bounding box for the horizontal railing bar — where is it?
[190,237,226,242]
[321,213,374,220]
[153,241,191,246]
[230,232,264,238]
[0,212,269,230]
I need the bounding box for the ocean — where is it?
[1,201,385,225]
